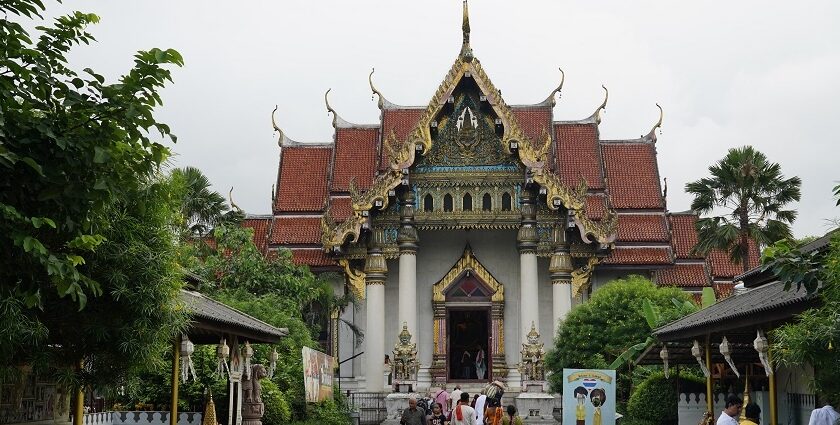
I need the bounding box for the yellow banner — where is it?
[567,370,613,384]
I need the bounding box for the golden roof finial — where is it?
[589,85,608,125]
[460,0,473,61]
[369,68,386,110]
[542,68,565,106]
[643,103,664,142]
[271,106,284,147]
[228,187,242,213]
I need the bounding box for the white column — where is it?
[397,189,418,339]
[364,231,388,392]
[519,251,540,342]
[398,254,417,338]
[552,283,571,336]
[365,282,385,392]
[517,188,540,348]
[549,247,574,338]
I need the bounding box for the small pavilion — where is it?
[635,234,833,425]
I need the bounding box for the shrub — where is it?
[262,379,291,425]
[626,372,706,425]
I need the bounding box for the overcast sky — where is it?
[34,1,840,237]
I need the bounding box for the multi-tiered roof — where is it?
[250,2,756,298]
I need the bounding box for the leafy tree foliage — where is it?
[170,166,240,237]
[545,276,695,407]
[686,146,801,272]
[766,231,840,399]
[0,0,186,388]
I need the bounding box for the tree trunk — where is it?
[739,212,750,273]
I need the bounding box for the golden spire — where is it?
[460,0,473,61]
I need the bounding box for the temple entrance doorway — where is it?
[431,246,506,385]
[447,309,490,381]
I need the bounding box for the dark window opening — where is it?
[424,194,433,212]
[463,193,472,211]
[482,193,492,211]
[444,194,453,212]
[502,192,512,211]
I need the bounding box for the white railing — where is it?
[83,412,202,425]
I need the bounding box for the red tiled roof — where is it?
[332,128,378,192]
[616,214,669,242]
[603,246,673,265]
[554,124,604,189]
[601,143,664,209]
[274,146,331,213]
[707,241,760,278]
[242,217,271,252]
[270,217,322,244]
[713,282,736,299]
[290,249,335,267]
[330,197,353,222]
[380,109,423,170]
[512,107,551,144]
[669,214,704,259]
[585,194,607,220]
[656,263,710,288]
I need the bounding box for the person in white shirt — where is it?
[474,394,487,424]
[808,397,840,425]
[716,395,742,425]
[451,392,476,425]
[450,386,463,413]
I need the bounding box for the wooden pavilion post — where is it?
[768,350,777,425]
[73,359,84,425]
[170,335,181,425]
[705,335,713,414]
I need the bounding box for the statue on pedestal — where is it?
[392,322,418,387]
[519,322,546,382]
[241,364,268,425]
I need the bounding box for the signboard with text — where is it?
[562,369,616,425]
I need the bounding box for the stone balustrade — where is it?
[82,411,202,425]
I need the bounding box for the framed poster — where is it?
[302,347,334,403]
[562,369,616,425]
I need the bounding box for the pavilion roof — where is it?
[181,290,288,345]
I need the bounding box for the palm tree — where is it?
[686,146,801,273]
[170,167,231,236]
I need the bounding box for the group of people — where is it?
[459,347,487,380]
[713,394,839,425]
[400,384,521,425]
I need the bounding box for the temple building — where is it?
[247,3,756,392]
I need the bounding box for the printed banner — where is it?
[562,369,616,425]
[302,346,334,402]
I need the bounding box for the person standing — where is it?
[461,349,473,379]
[429,403,448,425]
[808,396,840,425]
[740,403,761,425]
[475,346,487,380]
[484,398,504,425]
[474,394,487,425]
[501,405,523,425]
[401,397,428,425]
[451,392,476,425]
[433,385,451,418]
[716,395,742,425]
[451,385,463,412]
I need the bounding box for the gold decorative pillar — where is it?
[364,229,388,392]
[171,335,181,425]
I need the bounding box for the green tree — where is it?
[170,167,239,237]
[545,276,695,407]
[686,146,801,273]
[0,0,185,387]
[765,231,840,399]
